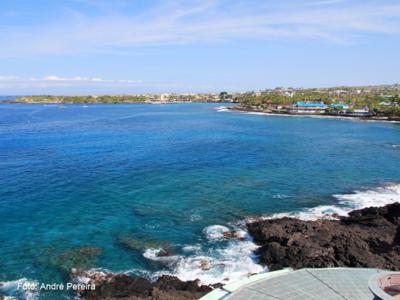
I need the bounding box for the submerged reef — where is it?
[35,246,103,273]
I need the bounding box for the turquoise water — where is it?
[0,103,399,298]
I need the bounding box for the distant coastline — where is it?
[3,95,231,105]
[3,83,399,121]
[226,105,400,123]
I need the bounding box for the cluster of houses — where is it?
[280,102,372,116]
[144,93,238,104]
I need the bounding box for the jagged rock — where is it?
[74,272,212,300]
[155,248,174,257]
[200,259,210,270]
[223,230,244,240]
[247,203,400,271]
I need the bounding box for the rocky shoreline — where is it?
[73,203,400,299]
[73,271,213,300]
[247,202,400,271]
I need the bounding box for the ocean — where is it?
[0,103,399,299]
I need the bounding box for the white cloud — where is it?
[0,75,144,90]
[0,75,192,94]
[38,75,142,83]
[0,0,400,57]
[0,75,141,83]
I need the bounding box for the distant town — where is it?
[6,83,400,120]
[232,83,400,121]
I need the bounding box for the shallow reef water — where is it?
[0,103,399,298]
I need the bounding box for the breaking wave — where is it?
[335,183,400,210]
[82,183,400,288]
[215,106,229,112]
[262,183,400,221]
[0,278,39,300]
[143,225,265,285]
[141,183,400,285]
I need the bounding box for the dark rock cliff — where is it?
[247,203,400,271]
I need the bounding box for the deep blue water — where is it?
[0,103,399,298]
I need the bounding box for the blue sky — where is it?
[0,0,399,94]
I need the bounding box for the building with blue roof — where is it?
[288,102,351,114]
[295,102,328,108]
[288,102,328,114]
[330,103,350,109]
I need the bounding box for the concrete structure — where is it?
[348,108,372,116]
[200,268,388,300]
[289,102,328,113]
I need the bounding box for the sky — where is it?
[0,0,399,95]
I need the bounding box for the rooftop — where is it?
[295,102,328,107]
[200,268,387,300]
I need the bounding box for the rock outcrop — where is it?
[74,272,212,300]
[247,203,400,271]
[74,203,400,299]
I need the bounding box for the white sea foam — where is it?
[144,225,265,285]
[215,106,229,112]
[0,278,39,300]
[272,193,289,199]
[189,214,202,222]
[158,241,264,285]
[334,183,400,210]
[182,245,201,253]
[72,270,105,286]
[259,183,400,221]
[143,184,399,285]
[263,205,350,221]
[203,225,230,240]
[143,248,181,264]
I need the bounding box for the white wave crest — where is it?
[151,241,265,285]
[264,205,350,221]
[144,225,265,285]
[182,245,201,253]
[189,214,202,222]
[0,278,39,300]
[260,183,400,221]
[143,248,181,264]
[334,183,400,210]
[164,242,263,285]
[215,106,229,112]
[142,184,399,286]
[203,225,230,240]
